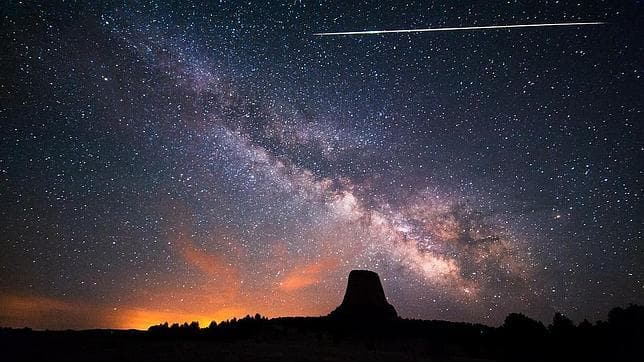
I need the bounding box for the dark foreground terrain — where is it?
[1,305,642,362]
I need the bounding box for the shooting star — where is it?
[313,22,606,36]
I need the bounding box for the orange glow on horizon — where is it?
[0,219,349,330]
[115,306,247,330]
[0,292,334,330]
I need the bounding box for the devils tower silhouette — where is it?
[330,270,398,320]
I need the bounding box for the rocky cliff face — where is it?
[329,270,398,320]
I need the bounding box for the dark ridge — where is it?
[2,305,642,361]
[1,271,641,361]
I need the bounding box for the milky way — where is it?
[1,1,642,330]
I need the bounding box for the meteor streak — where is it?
[313,21,606,36]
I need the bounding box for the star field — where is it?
[1,1,642,330]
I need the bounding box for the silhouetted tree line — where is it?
[147,313,270,340]
[1,305,641,361]
[491,305,643,361]
[141,305,642,360]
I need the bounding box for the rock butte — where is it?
[329,270,398,320]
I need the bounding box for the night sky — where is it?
[1,1,642,330]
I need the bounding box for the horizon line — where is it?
[313,21,607,36]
